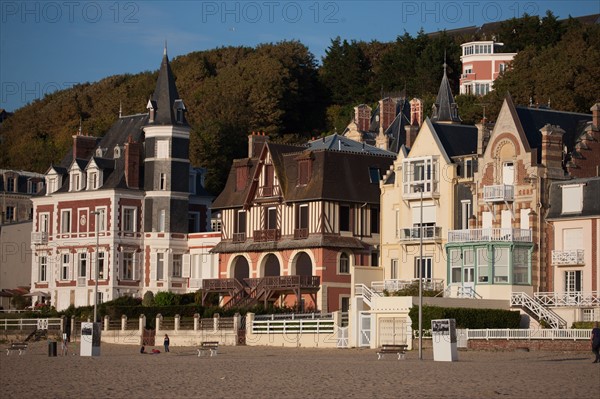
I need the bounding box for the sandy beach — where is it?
[1,342,599,399]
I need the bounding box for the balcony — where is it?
[483,184,514,202]
[31,232,48,245]
[254,229,281,242]
[398,226,442,242]
[448,228,532,243]
[294,228,308,239]
[257,185,281,198]
[552,249,584,266]
[232,233,246,243]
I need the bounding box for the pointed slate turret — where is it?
[148,46,187,126]
[431,59,461,124]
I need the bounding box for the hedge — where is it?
[409,305,521,329]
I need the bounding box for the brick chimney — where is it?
[379,98,396,133]
[248,132,269,158]
[404,124,419,149]
[409,98,423,126]
[124,136,142,189]
[540,124,565,178]
[591,103,600,129]
[476,118,490,156]
[354,104,372,132]
[72,134,97,161]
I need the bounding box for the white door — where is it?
[359,312,372,347]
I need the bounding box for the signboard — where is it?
[431,318,458,362]
[37,319,48,330]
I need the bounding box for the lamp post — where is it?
[418,186,423,361]
[90,210,101,323]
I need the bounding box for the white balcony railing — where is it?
[551,249,585,265]
[448,228,532,243]
[534,291,599,307]
[371,278,445,293]
[398,226,442,241]
[31,232,48,245]
[483,184,514,202]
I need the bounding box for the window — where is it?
[79,253,87,278]
[461,200,472,230]
[297,205,309,230]
[403,157,438,195]
[27,180,35,194]
[339,205,350,232]
[172,254,182,277]
[159,173,167,190]
[340,297,350,313]
[6,176,15,192]
[477,248,489,283]
[298,160,311,186]
[5,206,14,222]
[415,257,432,279]
[561,184,584,214]
[235,210,246,239]
[266,207,277,230]
[450,249,461,283]
[122,207,136,232]
[369,167,381,183]
[564,270,582,293]
[512,247,529,284]
[159,210,166,232]
[499,63,506,73]
[61,254,70,280]
[371,251,379,267]
[122,252,134,280]
[61,210,71,233]
[39,256,47,282]
[39,212,50,232]
[96,292,104,305]
[189,173,196,194]
[339,253,350,274]
[493,247,509,283]
[98,252,105,279]
[88,172,99,190]
[463,249,474,283]
[370,207,379,234]
[188,212,200,233]
[156,140,169,158]
[391,259,398,279]
[156,253,164,280]
[95,208,106,232]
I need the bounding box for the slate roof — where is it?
[546,177,600,220]
[148,49,187,126]
[211,137,395,210]
[514,106,592,163]
[431,64,461,123]
[212,234,366,253]
[431,123,478,158]
[307,134,397,157]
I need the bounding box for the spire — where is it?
[148,47,187,126]
[431,52,461,124]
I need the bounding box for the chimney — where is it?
[591,103,600,130]
[476,118,490,155]
[409,98,423,126]
[72,134,97,161]
[124,136,142,189]
[468,215,477,229]
[379,97,396,133]
[540,124,565,177]
[248,132,269,158]
[354,104,372,132]
[404,124,419,149]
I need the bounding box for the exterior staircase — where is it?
[354,284,379,308]
[510,292,567,329]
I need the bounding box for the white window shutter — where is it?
[33,258,39,283]
[182,253,191,278]
[150,252,157,281]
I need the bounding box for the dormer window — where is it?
[561,184,584,214]
[88,171,100,190]
[70,172,83,192]
[46,177,57,194]
[114,146,121,158]
[174,99,186,123]
[147,99,156,123]
[5,175,16,192]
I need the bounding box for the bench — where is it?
[377,344,407,360]
[6,343,28,355]
[197,341,219,357]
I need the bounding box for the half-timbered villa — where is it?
[207,133,396,312]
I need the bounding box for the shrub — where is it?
[154,291,181,307]
[142,291,155,306]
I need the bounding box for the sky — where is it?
[1,0,598,112]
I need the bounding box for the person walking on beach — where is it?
[164,334,170,353]
[591,322,600,363]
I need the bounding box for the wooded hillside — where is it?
[1,12,598,194]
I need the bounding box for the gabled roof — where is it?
[70,158,88,171]
[148,48,187,126]
[546,177,600,220]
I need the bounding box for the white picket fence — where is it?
[465,328,591,341]
[0,318,62,330]
[252,315,335,334]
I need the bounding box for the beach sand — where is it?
[1,342,599,398]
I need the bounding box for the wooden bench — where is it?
[6,343,28,355]
[377,344,407,360]
[197,341,219,357]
